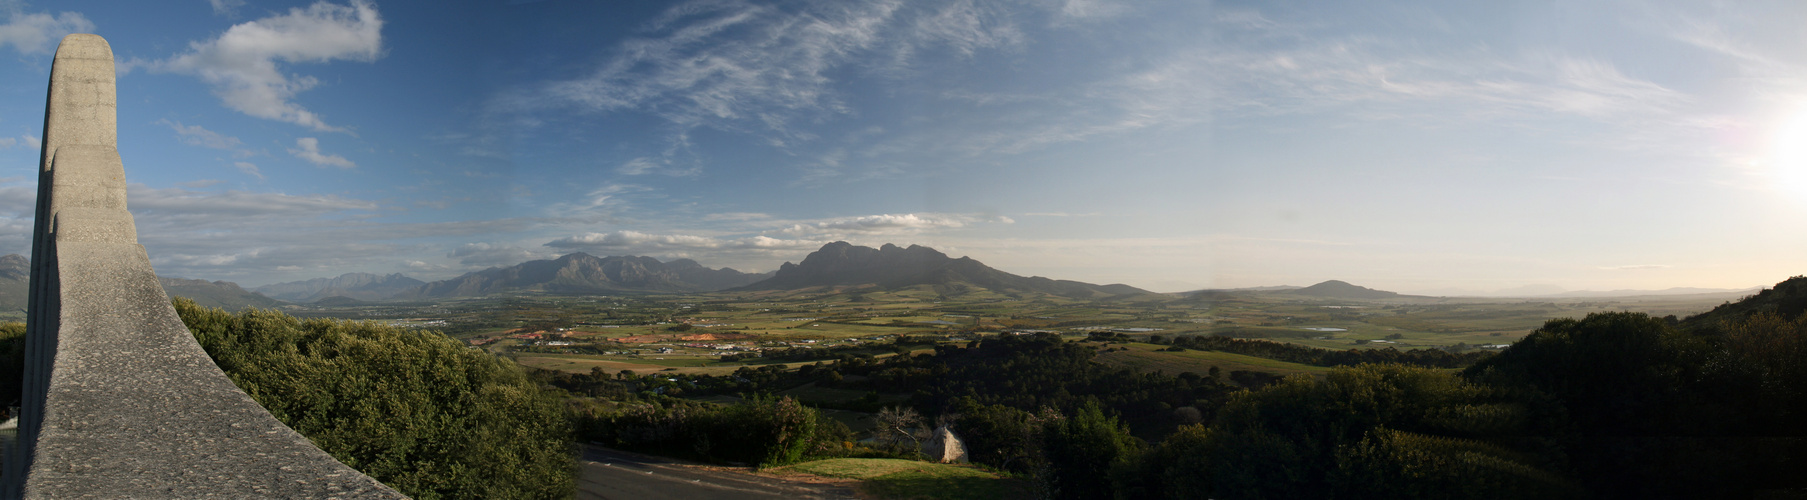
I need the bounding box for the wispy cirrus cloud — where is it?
[158,120,264,169]
[948,36,1686,158]
[110,185,547,282]
[128,184,377,217]
[488,0,1025,168]
[287,137,355,168]
[209,0,246,18]
[151,0,383,132]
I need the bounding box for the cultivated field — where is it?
[287,286,1750,378]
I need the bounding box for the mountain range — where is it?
[0,247,1774,309]
[253,273,425,303]
[736,241,1149,298]
[400,253,772,299]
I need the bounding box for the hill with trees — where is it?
[158,276,283,310]
[174,299,574,498]
[1282,279,1408,299]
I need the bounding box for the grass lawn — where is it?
[775,458,1029,500]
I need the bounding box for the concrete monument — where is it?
[1,34,403,499]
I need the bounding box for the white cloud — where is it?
[543,230,826,265]
[129,184,377,216]
[0,8,95,55]
[209,0,246,17]
[542,184,650,218]
[114,185,539,282]
[233,161,264,180]
[449,243,552,268]
[704,212,771,221]
[287,137,355,168]
[1052,0,1128,21]
[155,0,383,131]
[773,213,1010,236]
[616,156,699,177]
[546,230,723,250]
[837,13,1701,173]
[0,137,13,149]
[493,0,1021,146]
[20,135,38,149]
[159,119,259,159]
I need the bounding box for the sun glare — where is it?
[1769,105,1807,207]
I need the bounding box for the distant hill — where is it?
[402,253,771,299]
[734,241,1149,298]
[1284,280,1403,299]
[1682,276,1807,330]
[1541,287,1762,298]
[664,258,773,290]
[0,255,283,313]
[0,254,28,313]
[309,296,370,307]
[158,277,283,310]
[254,272,426,302]
[1182,285,1301,296]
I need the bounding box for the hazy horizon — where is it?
[3,1,1805,293]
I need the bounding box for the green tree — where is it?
[1039,400,1143,500]
[1158,364,1574,499]
[175,299,575,500]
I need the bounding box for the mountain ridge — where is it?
[734,241,1149,298]
[401,253,772,299]
[254,272,426,303]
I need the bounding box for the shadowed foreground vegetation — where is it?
[548,278,1807,499]
[5,278,1804,499]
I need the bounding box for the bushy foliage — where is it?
[174,299,574,500]
[947,397,1045,471]
[1135,364,1576,500]
[1465,311,1807,498]
[1039,401,1143,500]
[1167,334,1494,368]
[874,333,1236,433]
[575,395,850,468]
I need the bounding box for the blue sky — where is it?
[3,0,1807,294]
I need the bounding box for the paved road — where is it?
[577,445,859,500]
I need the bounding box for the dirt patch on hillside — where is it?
[614,334,672,343]
[678,332,754,341]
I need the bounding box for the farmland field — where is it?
[284,286,1750,378]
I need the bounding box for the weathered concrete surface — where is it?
[3,34,403,498]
